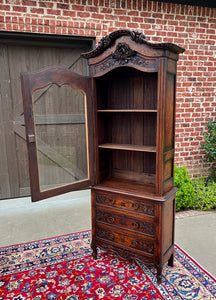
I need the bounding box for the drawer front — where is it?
[94,191,155,217]
[95,208,155,237]
[96,239,154,265]
[96,224,155,256]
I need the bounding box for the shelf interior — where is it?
[96,67,158,188]
[96,68,158,110]
[97,113,157,148]
[97,178,156,196]
[97,109,158,113]
[98,143,156,152]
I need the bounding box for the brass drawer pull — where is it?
[132,202,139,210]
[109,198,115,205]
[107,216,115,223]
[132,222,139,229]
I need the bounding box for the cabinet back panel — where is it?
[98,149,111,181]
[97,114,111,145]
[98,113,157,147]
[143,153,156,174]
[112,150,156,182]
[98,149,156,184]
[96,68,158,110]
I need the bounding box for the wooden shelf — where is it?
[98,143,156,152]
[97,178,156,196]
[97,109,157,113]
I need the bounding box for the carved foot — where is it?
[92,249,98,260]
[168,253,174,267]
[156,266,163,284]
[91,241,98,260]
[157,273,163,284]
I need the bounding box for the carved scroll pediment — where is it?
[81,29,184,59]
[81,30,145,59]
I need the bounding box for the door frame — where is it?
[0,31,95,49]
[0,31,95,200]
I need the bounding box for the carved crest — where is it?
[81,29,184,59]
[82,30,146,58]
[112,43,135,65]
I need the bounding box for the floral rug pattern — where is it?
[0,231,215,299]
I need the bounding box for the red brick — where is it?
[72,5,85,10]
[86,6,99,12]
[57,3,69,9]
[128,10,139,16]
[22,0,36,5]
[77,12,90,18]
[13,6,27,12]
[115,21,127,27]
[30,8,44,14]
[63,11,76,17]
[132,17,143,23]
[91,13,104,19]
[114,9,126,15]
[47,9,61,16]
[39,2,53,8]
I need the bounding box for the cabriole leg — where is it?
[156,265,163,284]
[91,241,98,260]
[168,253,174,267]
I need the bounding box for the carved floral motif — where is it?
[95,194,107,204]
[96,228,115,241]
[81,30,146,58]
[94,54,157,74]
[141,204,155,216]
[112,42,135,65]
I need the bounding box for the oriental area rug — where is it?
[0,231,215,300]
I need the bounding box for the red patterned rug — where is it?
[0,231,215,299]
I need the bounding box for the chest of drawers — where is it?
[91,186,177,283]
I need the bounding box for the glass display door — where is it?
[21,66,93,201]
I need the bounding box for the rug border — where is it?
[1,231,215,283]
[0,230,90,250]
[175,243,216,282]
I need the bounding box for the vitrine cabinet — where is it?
[21,30,184,284]
[82,30,185,283]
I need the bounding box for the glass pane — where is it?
[33,84,88,191]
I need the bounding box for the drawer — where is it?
[94,191,155,217]
[96,223,155,256]
[96,239,154,265]
[95,208,155,237]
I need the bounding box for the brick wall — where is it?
[0,0,215,178]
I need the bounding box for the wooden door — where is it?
[0,35,93,199]
[21,66,94,202]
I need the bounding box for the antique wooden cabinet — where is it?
[21,30,184,284]
[82,30,185,284]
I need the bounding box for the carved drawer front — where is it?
[96,224,155,256]
[94,192,155,217]
[95,208,155,237]
[96,239,154,265]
